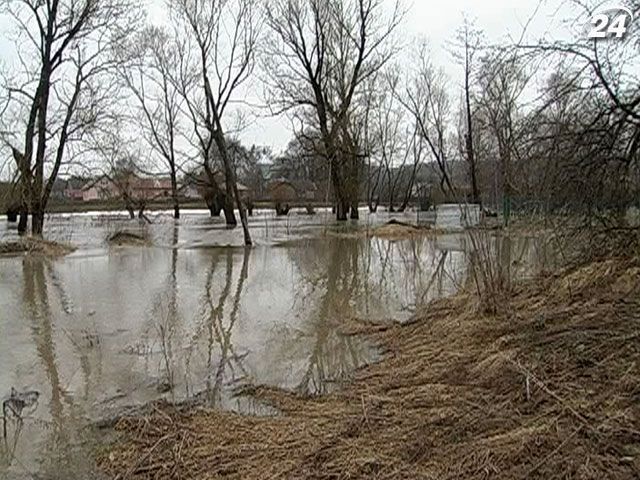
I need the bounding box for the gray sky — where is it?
[234,0,575,154]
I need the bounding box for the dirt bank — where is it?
[0,237,76,257]
[99,257,640,479]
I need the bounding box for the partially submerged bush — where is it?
[372,219,424,240]
[467,229,514,314]
[107,230,152,247]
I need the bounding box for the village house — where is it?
[63,176,88,201]
[60,174,175,202]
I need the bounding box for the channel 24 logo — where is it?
[587,5,634,39]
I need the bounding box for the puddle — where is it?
[0,209,553,478]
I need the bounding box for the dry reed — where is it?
[99,256,640,479]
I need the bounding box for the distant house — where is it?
[128,176,173,200]
[188,170,252,202]
[64,177,87,201]
[81,176,115,201]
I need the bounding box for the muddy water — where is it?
[0,209,550,479]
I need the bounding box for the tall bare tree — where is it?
[170,0,258,245]
[451,18,483,206]
[118,25,184,219]
[264,0,403,220]
[373,69,405,211]
[402,43,456,198]
[475,50,532,225]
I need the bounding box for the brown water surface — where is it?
[0,209,551,479]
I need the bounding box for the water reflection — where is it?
[0,213,553,479]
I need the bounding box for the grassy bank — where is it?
[99,255,640,479]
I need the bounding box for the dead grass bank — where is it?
[0,237,76,257]
[327,220,433,241]
[107,231,152,247]
[99,257,640,479]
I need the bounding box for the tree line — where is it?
[1,0,638,245]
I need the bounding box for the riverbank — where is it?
[98,255,640,479]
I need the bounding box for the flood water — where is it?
[0,208,552,479]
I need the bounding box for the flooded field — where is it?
[0,209,551,479]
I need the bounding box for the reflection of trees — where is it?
[293,239,368,395]
[23,258,65,425]
[182,247,251,407]
[284,236,467,394]
[150,225,181,393]
[284,239,380,395]
[15,257,79,476]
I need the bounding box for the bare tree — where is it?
[264,0,403,220]
[170,0,258,245]
[450,18,483,206]
[373,68,405,211]
[516,1,640,224]
[88,124,150,219]
[402,43,456,199]
[475,49,533,225]
[0,0,140,235]
[118,25,184,219]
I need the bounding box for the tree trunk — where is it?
[330,155,349,222]
[212,128,250,245]
[275,203,290,216]
[170,165,180,219]
[464,43,481,207]
[387,168,395,212]
[31,205,44,236]
[222,195,237,226]
[348,154,360,220]
[204,189,222,217]
[18,204,28,235]
[125,199,135,219]
[336,201,348,221]
[350,199,359,219]
[209,204,222,216]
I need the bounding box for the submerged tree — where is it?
[171,0,258,245]
[264,0,403,220]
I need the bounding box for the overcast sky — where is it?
[231,0,578,154]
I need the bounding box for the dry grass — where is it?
[99,257,640,479]
[0,237,76,257]
[107,231,152,247]
[371,220,427,240]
